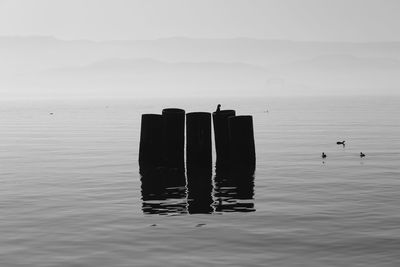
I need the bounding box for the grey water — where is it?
[1,96,399,266]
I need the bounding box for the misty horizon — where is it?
[2,35,400,98]
[2,0,400,98]
[6,34,400,43]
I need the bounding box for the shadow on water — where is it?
[140,163,255,215]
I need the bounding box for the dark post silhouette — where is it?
[139,114,163,167]
[212,109,236,165]
[162,108,185,169]
[186,112,212,167]
[228,115,256,171]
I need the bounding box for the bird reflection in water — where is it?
[140,163,255,215]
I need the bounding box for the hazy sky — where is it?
[1,0,399,42]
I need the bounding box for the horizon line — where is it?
[2,34,400,45]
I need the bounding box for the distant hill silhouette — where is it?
[286,54,400,70]
[1,36,400,97]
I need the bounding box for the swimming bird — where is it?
[360,152,366,158]
[216,104,221,112]
[336,141,345,145]
[322,152,327,159]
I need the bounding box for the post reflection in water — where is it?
[139,164,255,215]
[186,165,214,214]
[213,164,255,213]
[140,165,187,215]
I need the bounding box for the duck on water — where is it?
[337,140,345,146]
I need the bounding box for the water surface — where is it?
[1,96,399,266]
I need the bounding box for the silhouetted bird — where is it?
[216,104,221,112]
[322,152,327,159]
[337,141,345,145]
[360,152,366,158]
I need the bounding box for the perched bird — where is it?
[337,141,345,145]
[322,152,327,159]
[216,104,221,112]
[360,152,366,158]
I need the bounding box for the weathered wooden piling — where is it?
[212,110,236,164]
[139,114,163,167]
[186,112,212,167]
[162,108,185,169]
[228,115,256,170]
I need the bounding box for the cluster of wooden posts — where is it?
[139,108,255,172]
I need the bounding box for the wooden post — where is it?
[162,108,185,169]
[138,114,163,167]
[212,110,236,165]
[228,115,256,171]
[186,112,212,168]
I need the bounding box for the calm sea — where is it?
[1,96,399,266]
